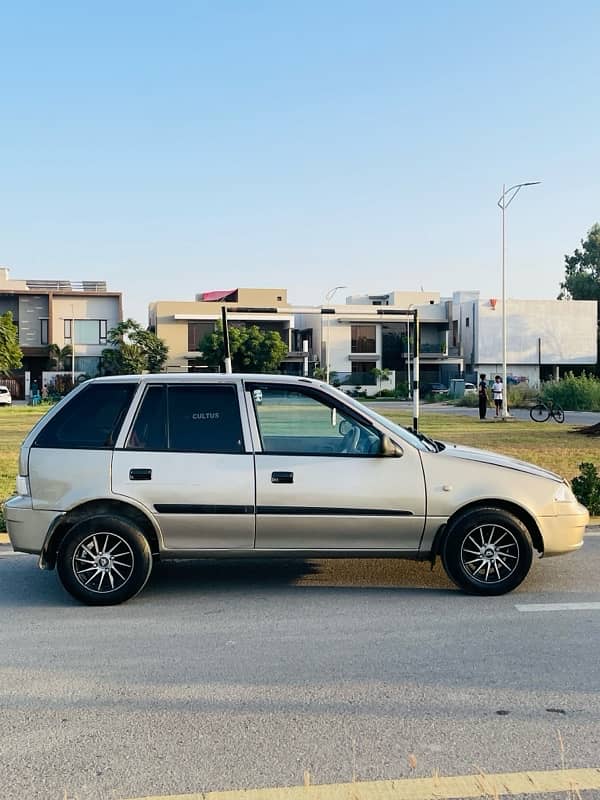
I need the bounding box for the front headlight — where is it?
[554,482,576,503]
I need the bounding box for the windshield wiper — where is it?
[406,427,439,452]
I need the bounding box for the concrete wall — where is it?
[476,299,597,365]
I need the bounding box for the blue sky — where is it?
[1,1,599,321]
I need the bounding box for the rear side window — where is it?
[168,385,243,453]
[33,383,137,449]
[126,386,168,450]
[125,384,244,453]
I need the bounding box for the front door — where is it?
[112,383,255,550]
[249,384,425,551]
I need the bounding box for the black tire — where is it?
[552,405,565,424]
[530,403,550,422]
[441,507,533,595]
[57,516,153,605]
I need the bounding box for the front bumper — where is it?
[538,502,589,557]
[3,495,62,555]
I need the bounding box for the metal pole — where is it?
[413,309,420,432]
[325,312,330,384]
[221,306,232,374]
[501,184,507,418]
[71,305,75,387]
[406,318,411,400]
[323,285,346,384]
[497,180,540,419]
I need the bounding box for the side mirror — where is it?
[380,434,403,458]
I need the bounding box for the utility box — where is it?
[450,378,465,398]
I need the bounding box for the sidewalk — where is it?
[2,519,600,546]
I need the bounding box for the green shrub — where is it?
[507,384,538,407]
[542,372,600,411]
[0,506,5,533]
[571,462,600,515]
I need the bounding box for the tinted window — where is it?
[126,386,167,450]
[167,385,243,453]
[34,383,137,449]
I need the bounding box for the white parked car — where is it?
[464,382,477,395]
[4,374,588,605]
[0,386,12,406]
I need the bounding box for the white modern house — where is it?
[452,291,597,387]
[295,291,462,395]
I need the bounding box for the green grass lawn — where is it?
[1,404,598,531]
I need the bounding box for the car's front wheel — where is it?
[57,516,153,605]
[441,507,533,595]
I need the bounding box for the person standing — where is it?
[478,373,489,420]
[492,375,503,417]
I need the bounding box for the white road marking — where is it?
[516,602,600,612]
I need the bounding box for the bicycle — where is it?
[529,398,565,423]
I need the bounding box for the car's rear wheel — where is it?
[441,507,533,595]
[57,516,153,605]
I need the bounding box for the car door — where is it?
[112,382,255,550]
[247,382,426,551]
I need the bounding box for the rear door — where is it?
[248,383,426,551]
[112,382,255,550]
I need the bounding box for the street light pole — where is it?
[323,285,346,383]
[497,181,540,418]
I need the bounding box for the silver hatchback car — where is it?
[4,374,588,604]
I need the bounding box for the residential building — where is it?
[149,288,316,374]
[296,290,461,395]
[0,267,122,393]
[148,285,597,394]
[452,291,597,386]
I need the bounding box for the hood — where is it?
[439,442,563,483]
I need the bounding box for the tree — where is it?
[559,223,600,301]
[200,322,288,373]
[560,224,600,374]
[372,367,391,392]
[47,343,73,371]
[101,319,169,375]
[0,311,22,375]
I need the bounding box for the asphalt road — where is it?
[366,400,600,427]
[1,537,600,800]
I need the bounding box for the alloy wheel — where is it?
[72,532,135,593]
[460,524,520,584]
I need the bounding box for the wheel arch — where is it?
[430,499,544,559]
[40,499,161,570]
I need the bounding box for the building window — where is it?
[74,320,107,345]
[351,361,375,374]
[188,322,215,352]
[351,325,376,353]
[466,317,470,328]
[40,319,48,345]
[64,319,109,345]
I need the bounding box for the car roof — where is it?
[88,373,326,387]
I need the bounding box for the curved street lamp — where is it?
[497,181,541,418]
[323,285,347,383]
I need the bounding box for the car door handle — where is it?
[271,471,294,484]
[129,468,152,481]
